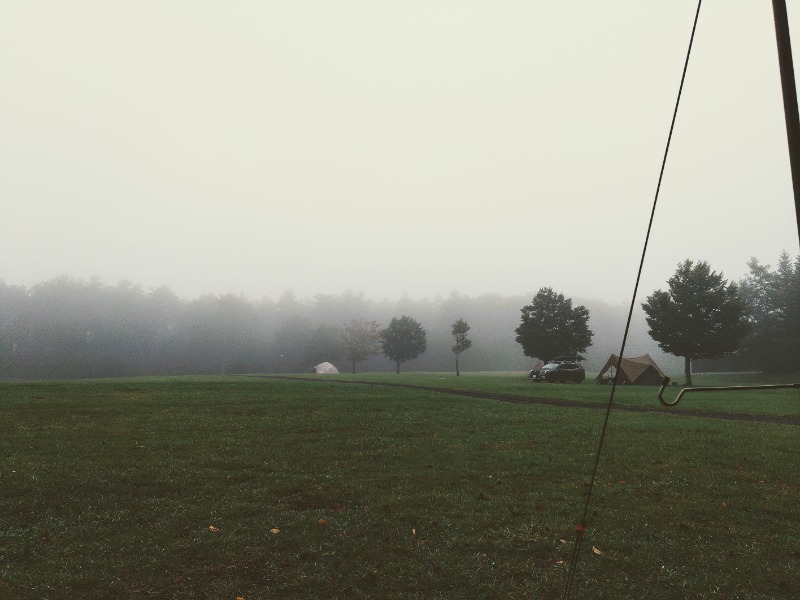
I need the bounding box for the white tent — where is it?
[313,362,340,374]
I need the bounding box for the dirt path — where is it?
[252,376,800,426]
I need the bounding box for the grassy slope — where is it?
[1,375,798,599]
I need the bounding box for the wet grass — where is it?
[1,375,798,599]
[274,370,800,418]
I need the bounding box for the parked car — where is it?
[529,356,585,383]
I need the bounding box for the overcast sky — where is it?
[1,1,798,304]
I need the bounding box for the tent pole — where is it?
[772,0,800,243]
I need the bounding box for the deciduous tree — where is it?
[381,316,427,374]
[514,288,592,364]
[339,319,381,374]
[642,260,749,385]
[451,318,472,376]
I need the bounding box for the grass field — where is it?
[1,373,798,599]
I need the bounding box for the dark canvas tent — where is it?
[595,354,665,385]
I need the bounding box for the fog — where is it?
[1,1,799,306]
[0,277,688,379]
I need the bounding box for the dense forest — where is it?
[2,252,796,380]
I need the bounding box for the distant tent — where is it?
[595,354,665,386]
[313,362,340,374]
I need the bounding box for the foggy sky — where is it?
[1,1,799,305]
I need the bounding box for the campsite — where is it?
[2,372,798,599]
[2,1,799,598]
[595,354,666,386]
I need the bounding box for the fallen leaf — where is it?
[318,519,328,526]
[237,597,245,600]
[592,546,602,555]
[722,500,727,510]
[560,539,569,545]
[208,525,220,533]
[270,528,280,534]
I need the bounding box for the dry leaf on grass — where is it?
[208,525,220,533]
[318,519,328,526]
[270,528,280,534]
[592,546,602,555]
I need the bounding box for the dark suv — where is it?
[529,356,585,383]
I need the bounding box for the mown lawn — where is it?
[296,370,800,416]
[1,374,798,599]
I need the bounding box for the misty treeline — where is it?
[0,279,525,379]
[695,251,800,373]
[0,276,664,380]
[2,251,795,380]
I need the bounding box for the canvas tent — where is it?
[595,354,665,386]
[312,362,340,374]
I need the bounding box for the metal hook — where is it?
[658,377,800,407]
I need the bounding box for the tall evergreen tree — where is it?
[739,252,800,372]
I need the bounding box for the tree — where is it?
[642,260,749,386]
[451,318,472,376]
[515,288,593,364]
[339,319,382,374]
[738,252,800,372]
[381,316,427,374]
[305,324,343,369]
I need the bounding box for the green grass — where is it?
[1,374,798,599]
[279,370,800,417]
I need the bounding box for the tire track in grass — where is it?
[250,376,800,427]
